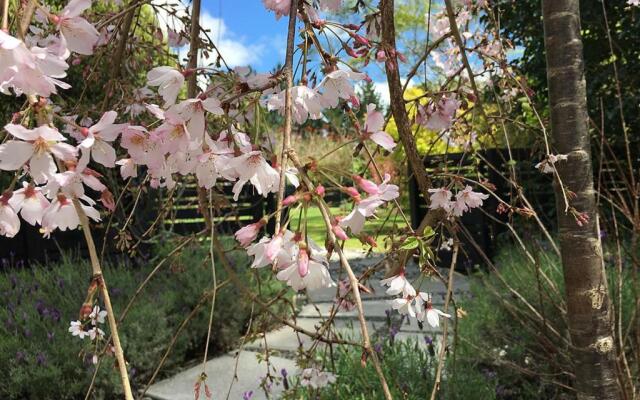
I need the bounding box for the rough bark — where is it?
[541,1,621,398]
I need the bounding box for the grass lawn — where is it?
[289,203,409,251]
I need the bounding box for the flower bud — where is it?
[315,185,325,197]
[297,248,309,277]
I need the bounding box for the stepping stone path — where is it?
[146,251,470,400]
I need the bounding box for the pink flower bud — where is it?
[100,190,115,212]
[332,225,349,241]
[345,186,360,200]
[80,127,90,137]
[234,220,265,247]
[297,248,309,277]
[376,50,387,62]
[72,58,81,66]
[282,195,298,206]
[315,185,325,197]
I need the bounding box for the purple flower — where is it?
[15,351,27,363]
[374,342,383,354]
[36,352,47,366]
[280,368,288,378]
[23,328,32,338]
[242,391,253,400]
[424,336,433,345]
[47,332,55,342]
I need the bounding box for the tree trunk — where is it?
[541,1,621,399]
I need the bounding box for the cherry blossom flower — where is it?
[0,124,77,184]
[51,0,99,55]
[147,66,185,106]
[8,182,50,225]
[167,28,189,47]
[78,111,125,168]
[628,0,640,6]
[68,320,87,339]
[535,153,567,174]
[415,292,451,328]
[299,368,337,388]
[227,151,280,201]
[116,158,137,179]
[41,194,100,236]
[362,104,396,151]
[380,272,416,297]
[320,0,342,12]
[266,86,324,124]
[340,175,399,234]
[89,305,107,325]
[456,185,489,209]
[391,296,416,317]
[262,0,291,19]
[0,31,70,97]
[0,193,20,238]
[319,69,366,108]
[418,96,460,132]
[235,219,265,247]
[428,187,453,211]
[275,251,335,291]
[87,326,105,340]
[174,96,224,144]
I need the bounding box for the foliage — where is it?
[494,0,640,149]
[0,239,284,400]
[281,331,496,399]
[457,241,637,399]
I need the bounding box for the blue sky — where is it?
[198,0,289,70]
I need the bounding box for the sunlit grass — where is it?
[289,204,408,251]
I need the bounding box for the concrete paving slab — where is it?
[244,318,380,353]
[146,351,296,400]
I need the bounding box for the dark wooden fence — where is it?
[0,178,268,266]
[409,148,554,272]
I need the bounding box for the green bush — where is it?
[281,329,496,400]
[456,242,636,399]
[0,239,283,400]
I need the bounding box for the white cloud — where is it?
[151,1,262,68]
[199,12,263,68]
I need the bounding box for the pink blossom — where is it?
[415,292,451,328]
[234,220,265,247]
[276,250,335,291]
[8,182,50,225]
[0,31,70,97]
[147,66,185,106]
[0,193,20,238]
[428,187,453,211]
[0,124,77,184]
[332,223,349,241]
[227,151,279,201]
[41,194,100,236]
[265,233,284,262]
[353,175,379,195]
[320,0,342,12]
[174,96,223,144]
[78,111,125,168]
[319,69,366,108]
[266,86,324,124]
[52,0,99,55]
[418,95,460,132]
[262,0,291,19]
[456,185,489,209]
[380,272,416,297]
[167,28,189,47]
[115,158,137,179]
[363,104,396,151]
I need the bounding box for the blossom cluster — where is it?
[428,185,489,217]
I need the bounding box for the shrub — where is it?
[281,328,496,399]
[456,242,636,399]
[0,238,284,400]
